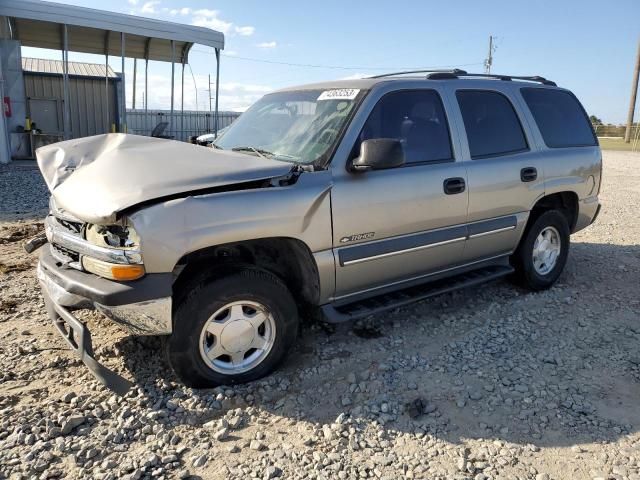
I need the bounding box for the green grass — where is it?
[598,137,638,151]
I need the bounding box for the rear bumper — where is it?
[37,247,174,393]
[574,196,601,233]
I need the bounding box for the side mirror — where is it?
[351,139,405,172]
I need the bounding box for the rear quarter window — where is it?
[520,88,597,148]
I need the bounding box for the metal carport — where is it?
[0,0,224,162]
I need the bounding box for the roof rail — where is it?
[455,73,557,86]
[371,68,468,79]
[370,69,556,86]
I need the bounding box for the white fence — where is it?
[126,109,241,142]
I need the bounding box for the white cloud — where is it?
[140,1,159,14]
[339,73,372,80]
[193,8,218,17]
[234,25,255,36]
[219,82,273,94]
[127,0,138,5]
[256,41,277,49]
[192,14,232,35]
[190,9,254,36]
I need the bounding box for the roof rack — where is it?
[371,69,556,86]
[371,69,468,79]
[450,73,557,86]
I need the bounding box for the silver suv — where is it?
[32,70,602,392]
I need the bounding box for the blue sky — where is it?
[22,0,640,122]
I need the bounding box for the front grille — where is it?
[50,244,81,270]
[55,217,83,235]
[50,213,85,271]
[51,243,80,263]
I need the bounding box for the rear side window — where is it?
[456,90,528,159]
[359,90,453,164]
[521,88,597,148]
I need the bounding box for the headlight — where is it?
[84,222,144,280]
[85,224,141,249]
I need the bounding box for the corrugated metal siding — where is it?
[22,57,117,78]
[24,73,117,137]
[127,110,240,142]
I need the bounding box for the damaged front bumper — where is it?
[37,247,173,393]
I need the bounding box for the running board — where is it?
[322,265,514,323]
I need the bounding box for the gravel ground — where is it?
[0,163,49,221]
[0,150,639,480]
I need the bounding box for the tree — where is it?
[589,115,603,125]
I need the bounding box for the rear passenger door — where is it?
[452,88,545,263]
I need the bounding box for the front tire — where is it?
[167,268,298,388]
[511,210,570,291]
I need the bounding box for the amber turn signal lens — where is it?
[82,257,145,281]
[110,264,146,281]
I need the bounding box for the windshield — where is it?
[215,88,363,165]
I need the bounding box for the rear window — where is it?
[521,88,597,148]
[456,90,528,159]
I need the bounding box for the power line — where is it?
[191,47,483,71]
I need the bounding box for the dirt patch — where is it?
[0,222,43,245]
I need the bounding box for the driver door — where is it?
[330,88,469,299]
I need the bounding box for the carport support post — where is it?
[181,60,185,141]
[62,24,71,140]
[214,48,220,138]
[120,32,126,133]
[170,40,175,138]
[144,38,150,130]
[144,58,148,113]
[132,58,137,110]
[104,31,110,133]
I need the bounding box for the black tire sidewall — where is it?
[515,210,570,290]
[167,269,298,388]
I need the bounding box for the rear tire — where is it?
[511,210,570,291]
[167,268,298,388]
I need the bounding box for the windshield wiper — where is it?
[231,146,274,159]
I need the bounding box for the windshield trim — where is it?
[312,89,370,170]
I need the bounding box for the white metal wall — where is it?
[23,73,118,138]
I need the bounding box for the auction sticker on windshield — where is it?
[318,89,360,101]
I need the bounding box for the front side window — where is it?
[521,88,597,148]
[358,90,453,164]
[456,90,528,159]
[216,89,363,165]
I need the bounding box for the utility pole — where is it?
[484,35,495,74]
[624,37,640,143]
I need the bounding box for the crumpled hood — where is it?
[36,133,293,224]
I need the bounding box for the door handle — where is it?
[443,177,466,195]
[520,167,537,182]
